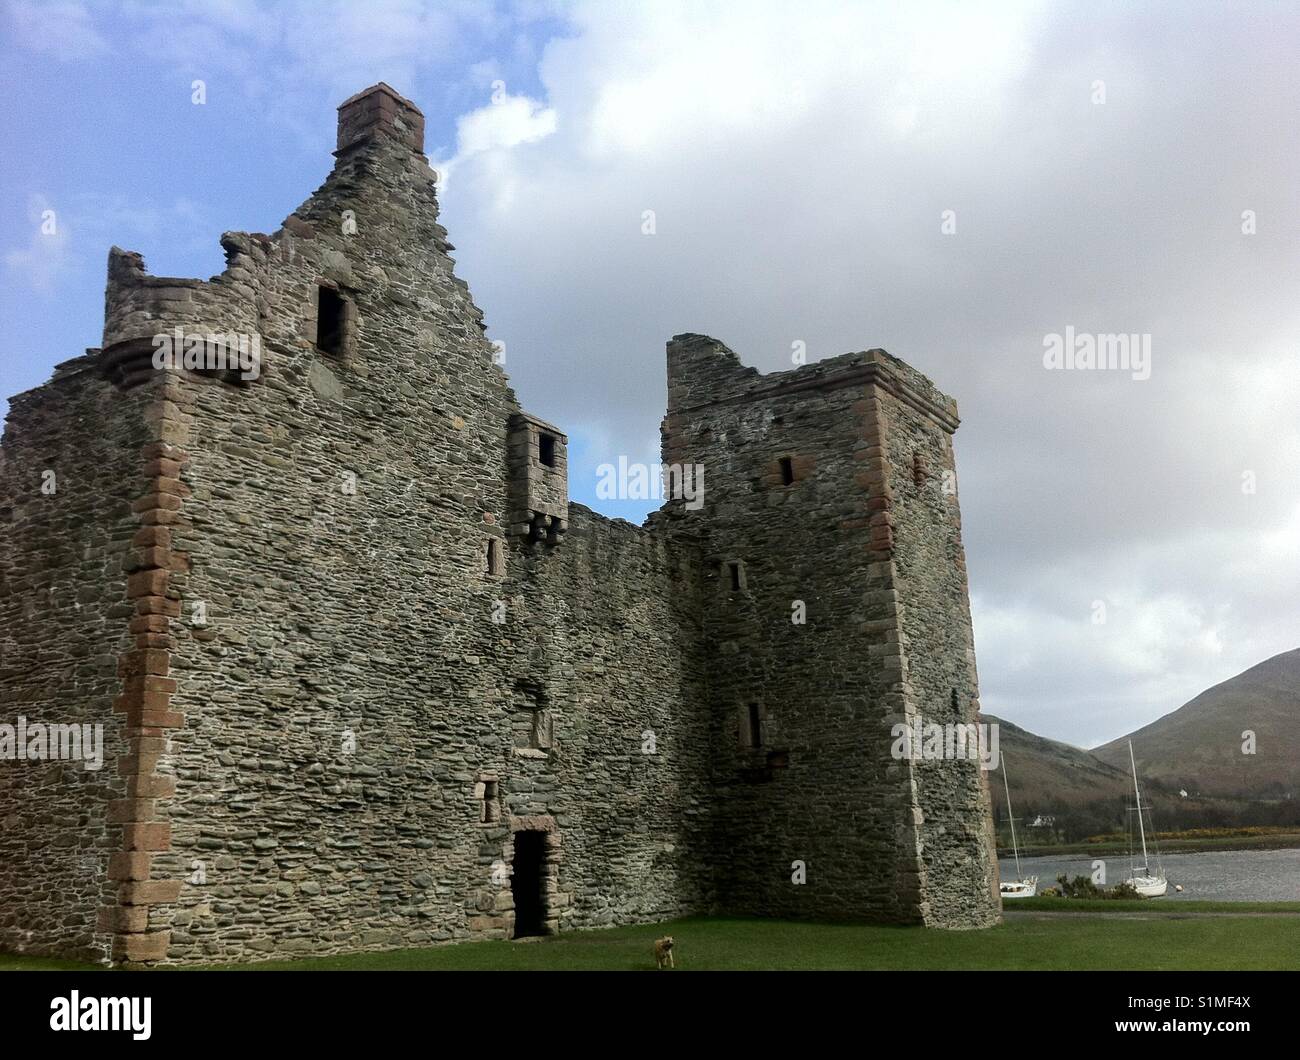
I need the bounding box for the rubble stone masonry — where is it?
[0,84,999,964]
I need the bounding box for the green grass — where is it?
[0,954,101,971]
[5,912,1300,971]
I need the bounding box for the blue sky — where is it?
[3,1,1299,746]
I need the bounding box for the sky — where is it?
[1,0,1297,748]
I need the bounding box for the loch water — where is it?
[998,846,1300,901]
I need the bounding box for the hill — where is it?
[984,714,1132,820]
[1094,649,1300,799]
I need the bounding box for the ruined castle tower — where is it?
[0,84,999,965]
[660,338,1001,925]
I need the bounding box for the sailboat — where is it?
[1124,740,1168,897]
[998,755,1038,899]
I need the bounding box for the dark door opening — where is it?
[511,830,547,938]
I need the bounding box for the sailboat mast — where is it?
[1128,739,1149,869]
[1002,758,1022,880]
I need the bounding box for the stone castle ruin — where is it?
[0,84,1000,964]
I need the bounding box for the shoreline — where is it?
[997,832,1300,859]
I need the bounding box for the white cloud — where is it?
[450,94,558,159]
[6,1,108,60]
[973,503,1300,745]
[428,80,559,204]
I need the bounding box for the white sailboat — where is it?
[998,755,1038,899]
[1124,740,1168,897]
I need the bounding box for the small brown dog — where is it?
[653,936,675,969]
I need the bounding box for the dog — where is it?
[653,935,675,969]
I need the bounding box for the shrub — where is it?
[1055,874,1144,899]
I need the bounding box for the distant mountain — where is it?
[983,714,1132,819]
[1093,649,1300,799]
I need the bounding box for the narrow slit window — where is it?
[481,779,499,823]
[747,703,763,748]
[317,286,345,355]
[538,433,557,468]
[486,538,504,576]
[779,456,794,485]
[728,561,743,591]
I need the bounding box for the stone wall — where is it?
[153,351,715,960]
[0,359,146,960]
[501,506,715,933]
[877,380,1000,926]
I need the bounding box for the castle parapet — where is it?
[100,242,263,388]
[665,333,758,410]
[667,333,958,431]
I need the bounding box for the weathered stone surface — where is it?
[659,337,999,926]
[0,83,999,966]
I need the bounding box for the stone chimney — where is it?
[336,83,425,155]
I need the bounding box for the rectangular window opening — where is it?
[538,433,558,468]
[779,456,794,485]
[317,286,345,355]
[486,537,504,576]
[747,703,762,748]
[728,561,743,592]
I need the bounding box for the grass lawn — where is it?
[4,911,1299,971]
